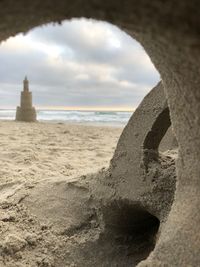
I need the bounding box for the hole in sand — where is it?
[143,106,178,172]
[100,200,160,266]
[144,107,171,151]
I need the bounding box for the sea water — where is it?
[0,109,132,126]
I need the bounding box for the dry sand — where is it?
[0,121,123,267]
[0,121,122,186]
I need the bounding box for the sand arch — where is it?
[110,82,176,221]
[0,1,200,266]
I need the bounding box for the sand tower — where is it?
[15,76,37,122]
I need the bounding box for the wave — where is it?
[94,111,118,115]
[0,109,132,125]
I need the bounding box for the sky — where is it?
[0,18,160,111]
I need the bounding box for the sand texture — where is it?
[0,120,177,267]
[0,121,122,267]
[0,121,122,186]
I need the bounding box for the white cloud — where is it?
[0,18,160,109]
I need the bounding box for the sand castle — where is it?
[15,76,37,122]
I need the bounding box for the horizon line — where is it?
[0,106,135,112]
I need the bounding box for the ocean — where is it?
[0,109,132,126]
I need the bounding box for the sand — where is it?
[0,121,123,267]
[0,121,177,267]
[0,121,122,186]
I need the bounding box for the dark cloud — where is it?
[0,19,159,109]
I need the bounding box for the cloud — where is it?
[0,18,159,109]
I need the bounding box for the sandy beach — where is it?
[0,121,122,185]
[0,120,123,267]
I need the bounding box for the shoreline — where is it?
[0,119,125,128]
[0,109,132,127]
